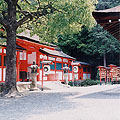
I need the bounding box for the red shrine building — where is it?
[0,35,92,83]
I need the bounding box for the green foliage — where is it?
[79,79,100,86]
[0,0,98,42]
[83,25,120,56]
[17,0,97,42]
[0,83,4,92]
[57,24,120,66]
[68,79,100,87]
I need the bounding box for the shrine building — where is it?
[0,34,92,83]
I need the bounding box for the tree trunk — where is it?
[103,53,106,67]
[119,53,120,66]
[2,1,18,97]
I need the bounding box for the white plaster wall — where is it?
[39,70,42,80]
[56,71,62,80]
[28,52,36,64]
[3,68,6,81]
[83,73,87,80]
[63,59,68,63]
[69,73,72,80]
[50,71,55,74]
[20,52,26,60]
[88,74,91,79]
[4,49,6,53]
[43,77,47,80]
[74,74,78,80]
[0,49,2,53]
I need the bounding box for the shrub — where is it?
[68,79,100,87]
[0,83,4,92]
[79,79,100,86]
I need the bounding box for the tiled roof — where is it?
[95,5,120,13]
[39,48,75,59]
[74,61,91,66]
[93,5,120,41]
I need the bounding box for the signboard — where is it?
[48,56,55,61]
[63,59,68,63]
[56,57,62,62]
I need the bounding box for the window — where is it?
[50,62,55,70]
[87,67,90,72]
[0,55,1,66]
[4,56,6,66]
[69,65,72,71]
[40,61,42,69]
[56,63,62,70]
[83,67,86,72]
[63,64,68,67]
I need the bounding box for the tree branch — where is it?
[0,16,7,27]
[16,14,32,28]
[16,3,59,28]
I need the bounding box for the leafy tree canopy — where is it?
[57,25,120,65]
[0,0,98,42]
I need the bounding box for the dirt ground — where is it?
[0,83,120,120]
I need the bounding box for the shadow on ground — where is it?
[0,91,79,120]
[76,86,120,99]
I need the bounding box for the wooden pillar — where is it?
[72,65,74,86]
[37,53,40,81]
[41,62,44,91]
[68,62,70,82]
[62,58,63,81]
[55,58,57,81]
[99,67,102,84]
[1,48,4,82]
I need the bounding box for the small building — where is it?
[0,35,92,83]
[72,61,92,80]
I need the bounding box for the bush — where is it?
[68,79,100,87]
[0,83,4,92]
[80,79,100,86]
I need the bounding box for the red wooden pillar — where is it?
[55,58,57,81]
[41,61,44,91]
[72,64,74,86]
[99,67,102,84]
[1,48,4,82]
[37,53,40,81]
[105,69,107,83]
[68,62,70,82]
[62,58,63,81]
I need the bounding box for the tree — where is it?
[57,0,120,67]
[83,25,120,66]
[57,25,120,66]
[0,0,97,97]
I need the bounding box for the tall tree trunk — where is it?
[2,1,18,97]
[119,53,120,66]
[104,53,106,67]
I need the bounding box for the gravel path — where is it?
[0,84,120,120]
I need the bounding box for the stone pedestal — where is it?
[30,73,39,91]
[64,73,68,85]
